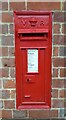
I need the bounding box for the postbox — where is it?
[14,11,52,109]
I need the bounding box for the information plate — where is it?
[28,49,38,73]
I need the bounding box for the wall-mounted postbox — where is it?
[14,11,52,109]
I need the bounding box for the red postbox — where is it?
[14,11,52,109]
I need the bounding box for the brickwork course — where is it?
[0,0,66,119]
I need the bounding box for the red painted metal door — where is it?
[21,48,45,104]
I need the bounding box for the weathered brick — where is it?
[59,47,66,56]
[27,2,60,11]
[2,110,12,119]
[2,47,8,56]
[10,2,25,10]
[50,110,58,118]
[60,109,64,118]
[0,69,2,78]
[54,24,61,34]
[9,47,15,56]
[29,110,50,118]
[59,90,64,98]
[53,47,58,56]
[0,80,2,89]
[0,110,2,118]
[2,58,15,67]
[53,68,58,77]
[0,2,2,10]
[13,110,27,119]
[62,24,66,34]
[2,90,10,99]
[4,100,15,109]
[2,2,8,11]
[52,79,64,88]
[10,90,16,99]
[9,24,14,34]
[2,68,9,77]
[54,12,64,22]
[52,89,58,98]
[53,35,64,45]
[53,58,65,67]
[2,36,14,46]
[52,100,64,108]
[2,24,8,34]
[64,100,66,108]
[60,68,66,77]
[0,100,3,109]
[10,68,15,78]
[0,90,2,99]
[3,80,15,88]
[2,12,13,22]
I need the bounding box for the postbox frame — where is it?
[14,11,52,109]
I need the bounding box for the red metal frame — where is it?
[14,11,52,109]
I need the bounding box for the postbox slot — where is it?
[22,33,46,37]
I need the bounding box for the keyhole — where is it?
[27,79,29,82]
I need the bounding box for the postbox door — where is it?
[20,48,46,105]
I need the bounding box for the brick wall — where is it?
[0,0,66,119]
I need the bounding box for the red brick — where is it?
[52,100,64,108]
[2,36,13,46]
[62,2,66,11]
[2,90,10,99]
[3,80,15,88]
[59,47,66,56]
[53,68,58,77]
[13,110,27,119]
[2,68,9,77]
[0,2,1,9]
[2,47,8,56]
[53,58,65,67]
[2,12,13,22]
[0,90,2,99]
[29,110,50,118]
[52,89,58,98]
[4,100,15,109]
[9,47,15,56]
[2,58,15,67]
[0,110,2,118]
[64,100,66,108]
[54,24,61,34]
[9,24,14,34]
[59,90,65,98]
[53,35,64,45]
[2,24,8,34]
[60,68,66,77]
[62,24,66,34]
[27,2,60,11]
[52,79,64,88]
[10,68,15,78]
[10,2,25,10]
[0,100,3,109]
[0,80,2,89]
[0,69,2,77]
[54,12,64,22]
[0,24,2,33]
[10,90,16,99]
[0,47,8,57]
[53,47,58,56]
[50,110,58,118]
[2,2,8,11]
[2,110,12,119]
[0,47,2,56]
